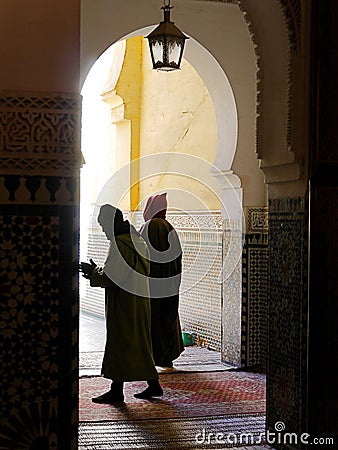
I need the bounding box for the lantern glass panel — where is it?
[152,41,164,65]
[168,39,181,65]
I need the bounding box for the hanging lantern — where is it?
[146,0,189,71]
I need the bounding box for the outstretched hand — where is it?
[80,258,97,279]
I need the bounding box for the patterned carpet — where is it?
[79,371,265,422]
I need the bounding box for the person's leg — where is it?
[92,381,124,403]
[134,379,163,399]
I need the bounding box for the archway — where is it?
[79,0,298,442]
[79,20,261,367]
[79,33,239,359]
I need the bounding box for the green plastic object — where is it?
[182,331,193,346]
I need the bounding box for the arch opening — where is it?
[79,31,245,369]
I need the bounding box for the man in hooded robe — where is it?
[139,193,184,368]
[80,204,163,402]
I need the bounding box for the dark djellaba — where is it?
[80,204,163,403]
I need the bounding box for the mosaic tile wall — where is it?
[169,213,223,352]
[0,212,60,449]
[221,220,243,365]
[266,197,308,446]
[241,208,268,368]
[0,206,79,449]
[0,92,81,449]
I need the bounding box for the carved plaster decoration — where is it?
[132,210,223,231]
[246,207,268,233]
[233,2,262,160]
[277,0,302,53]
[0,92,82,177]
[236,0,302,162]
[0,175,79,205]
[0,93,81,205]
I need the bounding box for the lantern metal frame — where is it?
[146,0,189,71]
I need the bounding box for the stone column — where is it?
[241,207,268,369]
[266,195,308,443]
[214,170,243,366]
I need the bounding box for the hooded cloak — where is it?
[140,195,184,367]
[90,205,158,381]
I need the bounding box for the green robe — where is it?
[90,233,158,382]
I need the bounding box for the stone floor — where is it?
[79,311,233,377]
[80,311,106,352]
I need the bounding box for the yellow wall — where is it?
[138,38,219,211]
[114,37,142,210]
[101,36,221,212]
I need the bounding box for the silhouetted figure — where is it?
[80,204,163,402]
[140,194,184,368]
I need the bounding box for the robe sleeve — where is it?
[90,266,115,288]
[89,239,131,288]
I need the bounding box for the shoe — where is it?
[157,361,173,368]
[134,385,163,399]
[92,390,125,404]
[163,362,173,368]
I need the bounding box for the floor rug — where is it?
[79,371,266,422]
[78,415,267,449]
